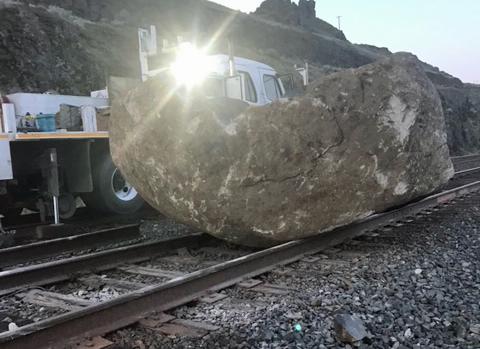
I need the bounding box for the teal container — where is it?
[36,114,56,132]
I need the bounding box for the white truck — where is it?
[0,26,293,223]
[0,92,145,223]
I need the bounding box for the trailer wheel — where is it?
[84,155,144,214]
[58,193,77,219]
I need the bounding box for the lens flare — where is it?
[170,43,214,88]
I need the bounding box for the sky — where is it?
[211,0,480,83]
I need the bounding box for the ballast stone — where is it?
[109,53,454,247]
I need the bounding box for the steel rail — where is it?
[451,154,480,164]
[0,224,141,268]
[3,208,154,242]
[451,157,480,171]
[0,233,214,296]
[451,154,480,161]
[2,180,480,349]
[453,166,480,177]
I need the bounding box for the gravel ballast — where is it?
[108,194,480,349]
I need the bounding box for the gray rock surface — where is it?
[110,54,453,246]
[359,45,480,156]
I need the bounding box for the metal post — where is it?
[52,196,60,225]
[227,39,236,77]
[305,61,309,86]
[295,62,310,87]
[47,148,61,226]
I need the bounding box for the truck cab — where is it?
[205,55,286,106]
[138,26,286,107]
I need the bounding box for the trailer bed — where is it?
[7,132,109,141]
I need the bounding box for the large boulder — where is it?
[110,53,454,247]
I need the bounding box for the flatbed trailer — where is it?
[0,93,144,223]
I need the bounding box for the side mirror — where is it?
[225,75,243,100]
[278,73,295,93]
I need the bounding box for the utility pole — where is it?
[337,16,342,30]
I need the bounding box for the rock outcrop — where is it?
[254,0,346,40]
[110,54,454,246]
[0,0,371,94]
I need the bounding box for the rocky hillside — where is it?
[0,0,366,92]
[439,84,480,155]
[1,0,479,155]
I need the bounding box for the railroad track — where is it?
[1,207,157,248]
[0,224,142,269]
[0,232,213,295]
[451,154,480,172]
[1,165,480,348]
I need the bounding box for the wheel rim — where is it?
[111,168,138,202]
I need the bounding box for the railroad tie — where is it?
[237,279,263,289]
[250,283,296,296]
[78,275,146,291]
[199,292,229,304]
[74,336,114,349]
[19,289,93,311]
[117,265,185,279]
[138,313,176,329]
[139,314,219,338]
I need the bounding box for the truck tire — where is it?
[83,155,144,214]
